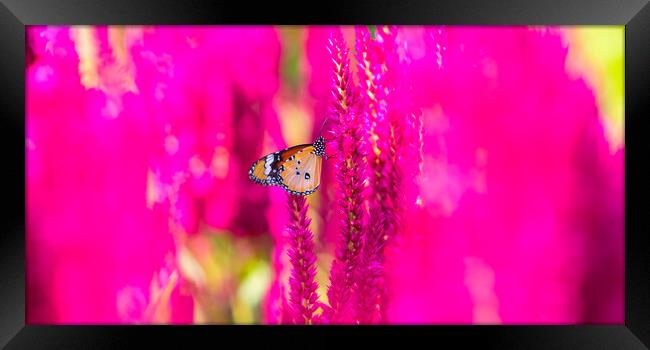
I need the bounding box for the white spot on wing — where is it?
[263,154,275,176]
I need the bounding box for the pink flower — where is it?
[353,26,413,324]
[26,26,193,323]
[385,26,623,324]
[304,26,342,249]
[323,29,366,324]
[285,195,321,324]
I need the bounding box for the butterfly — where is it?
[249,136,326,196]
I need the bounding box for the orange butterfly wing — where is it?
[249,144,322,195]
[278,145,322,196]
[249,144,310,185]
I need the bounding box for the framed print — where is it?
[0,0,648,348]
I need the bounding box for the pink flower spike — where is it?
[285,194,321,324]
[323,29,366,324]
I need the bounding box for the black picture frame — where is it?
[1,0,648,348]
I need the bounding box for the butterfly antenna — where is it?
[318,117,338,143]
[317,117,328,139]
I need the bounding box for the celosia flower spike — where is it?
[286,194,321,324]
[324,29,366,323]
[353,25,408,324]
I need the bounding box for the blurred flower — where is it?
[385,26,622,324]
[117,263,188,324]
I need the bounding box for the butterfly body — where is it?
[249,136,325,196]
